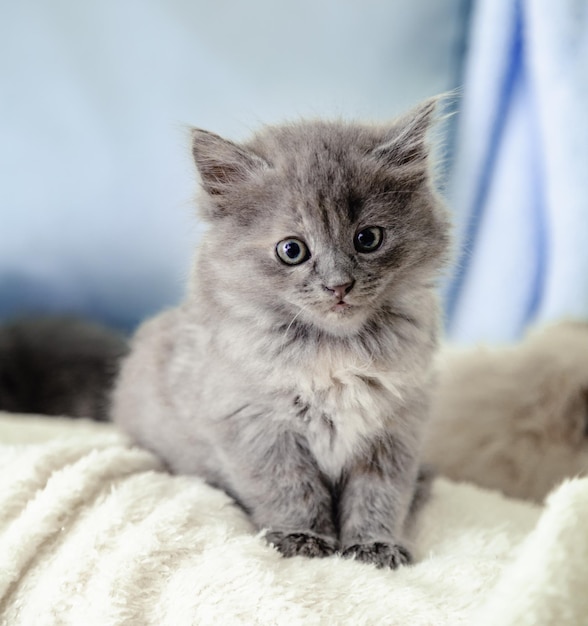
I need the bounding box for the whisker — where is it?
[278,304,310,351]
[285,306,307,336]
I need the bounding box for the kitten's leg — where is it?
[228,429,338,559]
[338,432,420,569]
[407,463,436,519]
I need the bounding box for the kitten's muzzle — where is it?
[323,280,355,302]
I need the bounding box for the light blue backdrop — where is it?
[1,1,469,330]
[3,1,586,342]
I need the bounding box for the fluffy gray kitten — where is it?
[112,98,451,568]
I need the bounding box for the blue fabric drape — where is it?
[445,0,588,343]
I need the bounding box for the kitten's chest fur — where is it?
[223,326,423,479]
[290,352,404,477]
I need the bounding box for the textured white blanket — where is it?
[1,412,587,626]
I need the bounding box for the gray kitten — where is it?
[0,316,127,420]
[424,320,588,503]
[112,98,451,568]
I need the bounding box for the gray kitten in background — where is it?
[424,320,588,503]
[112,98,451,568]
[0,316,127,420]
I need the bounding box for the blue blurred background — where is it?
[1,0,587,343]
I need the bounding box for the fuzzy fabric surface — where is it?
[1,412,587,626]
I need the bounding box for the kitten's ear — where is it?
[191,128,269,196]
[371,97,438,170]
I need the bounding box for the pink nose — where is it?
[324,281,355,300]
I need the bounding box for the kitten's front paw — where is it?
[265,530,338,559]
[341,542,412,569]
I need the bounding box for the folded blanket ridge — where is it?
[0,438,161,623]
[0,436,120,534]
[475,477,588,625]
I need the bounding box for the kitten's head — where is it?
[191,98,451,336]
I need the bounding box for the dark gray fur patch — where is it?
[342,542,412,569]
[265,531,338,558]
[0,316,128,420]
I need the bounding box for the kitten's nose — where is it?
[324,281,355,300]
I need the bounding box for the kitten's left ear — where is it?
[191,128,269,196]
[372,97,439,170]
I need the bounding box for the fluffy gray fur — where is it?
[424,320,588,503]
[0,316,128,420]
[112,98,451,568]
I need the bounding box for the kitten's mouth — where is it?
[306,298,366,334]
[330,301,353,313]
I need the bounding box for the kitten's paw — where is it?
[265,530,338,559]
[341,542,412,569]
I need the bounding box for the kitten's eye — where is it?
[354,227,384,253]
[276,238,310,265]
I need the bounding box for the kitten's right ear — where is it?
[371,97,439,171]
[191,128,269,197]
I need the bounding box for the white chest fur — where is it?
[288,345,412,478]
